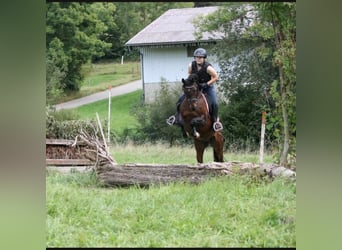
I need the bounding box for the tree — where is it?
[194,3,278,149]
[255,3,296,166]
[99,2,194,61]
[46,2,115,98]
[46,38,68,104]
[194,3,296,166]
[46,2,194,102]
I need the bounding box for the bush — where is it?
[46,106,108,140]
[130,80,187,145]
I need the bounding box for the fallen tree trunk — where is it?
[96,162,296,187]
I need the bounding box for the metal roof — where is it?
[125,6,221,47]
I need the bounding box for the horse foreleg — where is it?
[213,148,223,162]
[191,117,204,138]
[194,141,207,163]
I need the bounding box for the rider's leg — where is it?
[166,94,188,137]
[204,86,223,131]
[166,94,185,126]
[211,103,219,124]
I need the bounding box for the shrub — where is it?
[46,106,107,140]
[131,80,187,145]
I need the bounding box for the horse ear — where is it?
[182,78,185,84]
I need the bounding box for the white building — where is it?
[125,6,222,102]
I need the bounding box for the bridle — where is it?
[183,83,200,111]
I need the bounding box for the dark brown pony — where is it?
[179,74,224,163]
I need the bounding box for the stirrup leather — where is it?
[166,115,176,126]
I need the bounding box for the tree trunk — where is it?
[272,13,291,167]
[278,66,290,167]
[95,162,296,187]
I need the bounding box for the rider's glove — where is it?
[199,82,209,90]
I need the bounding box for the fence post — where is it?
[259,111,266,164]
[108,85,112,143]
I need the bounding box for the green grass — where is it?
[46,144,294,247]
[81,61,140,90]
[109,141,274,165]
[70,90,143,135]
[46,169,295,247]
[58,61,141,103]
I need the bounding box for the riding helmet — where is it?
[193,48,207,58]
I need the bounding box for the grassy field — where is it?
[58,60,143,135]
[58,61,141,103]
[109,141,274,165]
[46,144,294,247]
[46,143,295,248]
[70,89,143,136]
[46,173,295,247]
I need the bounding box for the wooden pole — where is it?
[259,111,266,164]
[96,112,109,153]
[108,85,112,143]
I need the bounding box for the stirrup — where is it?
[166,115,176,126]
[213,121,223,132]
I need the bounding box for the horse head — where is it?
[182,73,200,111]
[182,73,199,91]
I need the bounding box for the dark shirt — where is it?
[191,61,212,84]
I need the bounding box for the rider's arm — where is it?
[188,63,192,75]
[206,65,218,86]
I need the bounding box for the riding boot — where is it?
[211,105,223,132]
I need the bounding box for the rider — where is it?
[166,48,223,132]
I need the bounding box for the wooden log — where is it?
[46,159,93,166]
[46,139,74,145]
[96,162,296,187]
[46,138,88,146]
